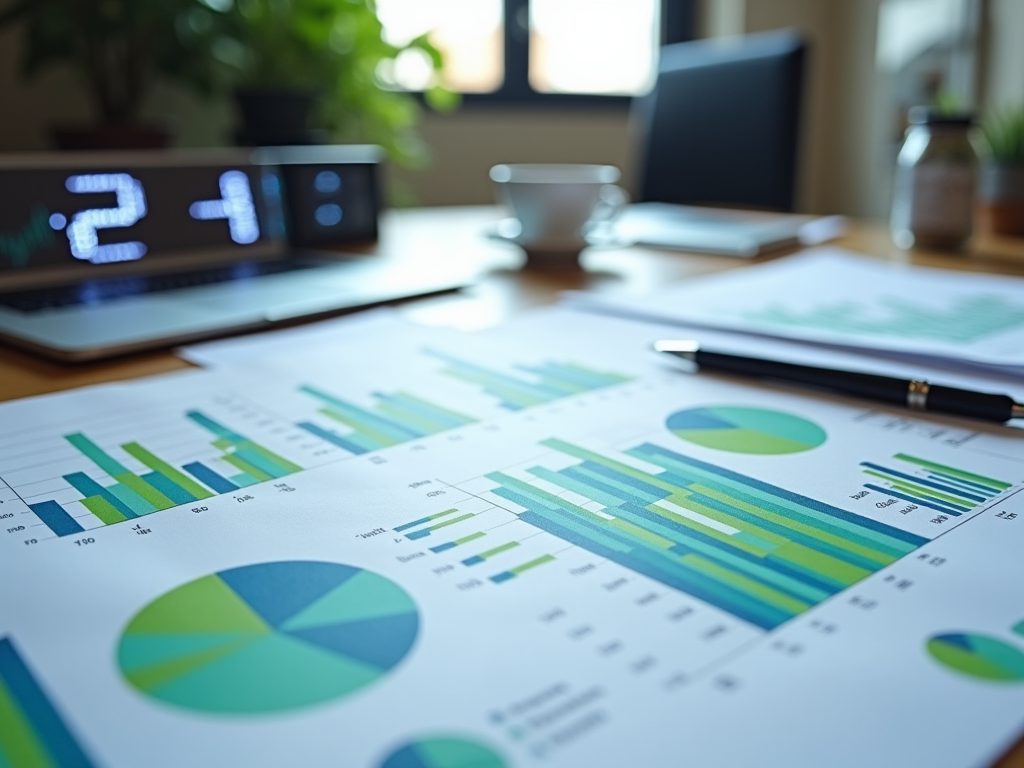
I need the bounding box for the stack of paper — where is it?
[565,249,1024,377]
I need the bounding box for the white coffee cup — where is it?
[489,164,627,252]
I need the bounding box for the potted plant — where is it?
[0,0,222,149]
[979,106,1024,237]
[212,0,456,167]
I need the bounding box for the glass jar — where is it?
[890,108,979,251]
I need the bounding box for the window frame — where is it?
[436,0,696,108]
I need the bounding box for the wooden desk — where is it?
[2,206,1024,766]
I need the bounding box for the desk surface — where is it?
[3,205,1024,405]
[2,207,1024,766]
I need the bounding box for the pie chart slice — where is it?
[380,737,507,768]
[667,406,826,455]
[926,633,1024,682]
[118,561,419,713]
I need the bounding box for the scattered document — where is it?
[3,310,1024,768]
[566,249,1024,375]
[178,307,407,368]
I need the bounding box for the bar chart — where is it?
[861,454,1010,517]
[296,385,477,455]
[474,439,926,629]
[0,637,96,768]
[291,352,632,456]
[425,349,631,411]
[17,409,303,538]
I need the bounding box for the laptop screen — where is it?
[0,152,287,289]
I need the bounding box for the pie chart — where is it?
[380,737,507,768]
[118,561,419,713]
[926,633,1024,682]
[666,406,826,455]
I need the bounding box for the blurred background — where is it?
[1,0,1022,220]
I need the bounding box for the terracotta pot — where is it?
[52,122,172,151]
[978,162,1024,237]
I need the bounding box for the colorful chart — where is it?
[926,633,1024,682]
[381,737,507,768]
[488,438,923,630]
[118,561,419,713]
[666,406,826,455]
[0,637,96,768]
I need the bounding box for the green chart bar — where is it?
[0,636,96,768]
[490,554,556,583]
[463,540,519,566]
[487,439,926,629]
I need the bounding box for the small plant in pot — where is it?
[979,107,1024,237]
[213,0,456,167]
[0,0,222,149]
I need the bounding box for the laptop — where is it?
[0,147,475,361]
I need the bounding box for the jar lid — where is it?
[908,106,974,126]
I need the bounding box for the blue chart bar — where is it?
[0,637,96,767]
[296,421,368,456]
[27,501,83,537]
[182,462,237,494]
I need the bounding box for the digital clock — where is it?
[0,146,381,287]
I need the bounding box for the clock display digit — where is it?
[188,170,260,245]
[64,173,148,264]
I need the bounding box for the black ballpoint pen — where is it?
[653,340,1024,424]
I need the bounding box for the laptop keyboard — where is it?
[0,260,320,313]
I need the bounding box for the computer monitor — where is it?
[635,30,807,212]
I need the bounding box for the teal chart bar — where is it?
[487,439,927,629]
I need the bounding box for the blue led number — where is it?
[64,174,148,263]
[188,170,260,244]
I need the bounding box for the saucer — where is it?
[484,219,628,268]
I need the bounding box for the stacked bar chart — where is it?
[296,385,477,455]
[861,454,1010,517]
[483,439,926,629]
[26,411,303,538]
[425,349,631,411]
[0,637,96,768]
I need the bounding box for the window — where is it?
[376,0,695,103]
